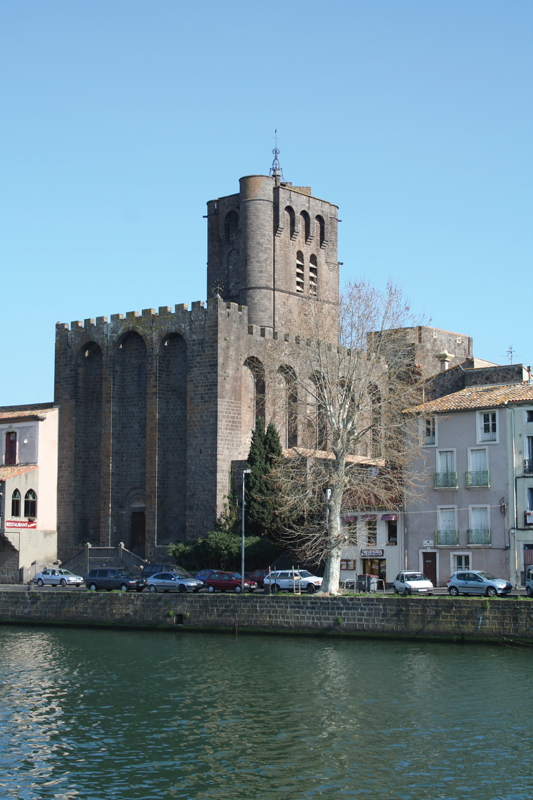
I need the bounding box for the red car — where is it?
[205,571,258,593]
[248,569,270,589]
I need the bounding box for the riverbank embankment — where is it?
[0,590,532,644]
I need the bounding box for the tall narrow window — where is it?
[424,417,436,445]
[5,432,16,465]
[285,206,296,239]
[296,251,304,294]
[309,255,317,296]
[316,215,325,247]
[24,489,37,518]
[480,412,497,442]
[11,489,20,517]
[300,211,310,241]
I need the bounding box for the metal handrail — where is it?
[465,470,490,488]
[434,529,459,546]
[434,472,458,489]
[467,529,492,545]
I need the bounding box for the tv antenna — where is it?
[507,345,515,364]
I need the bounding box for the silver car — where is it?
[145,571,203,593]
[34,568,84,587]
[447,570,512,597]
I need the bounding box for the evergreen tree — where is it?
[245,418,283,538]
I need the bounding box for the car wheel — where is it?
[449,586,459,596]
[235,585,242,593]
[306,584,316,594]
[37,578,44,587]
[208,585,214,593]
[136,587,144,593]
[88,583,97,591]
[60,579,67,587]
[405,588,411,596]
[486,586,497,597]
[119,583,129,592]
[394,587,398,594]
[275,583,282,593]
[178,584,187,594]
[527,586,533,598]
[149,585,157,593]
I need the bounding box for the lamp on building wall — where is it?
[241,469,252,593]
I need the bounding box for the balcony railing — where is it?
[434,472,458,489]
[435,529,459,546]
[467,528,492,546]
[465,470,490,488]
[524,460,533,475]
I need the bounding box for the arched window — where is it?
[315,215,325,247]
[5,432,16,465]
[279,366,298,448]
[296,251,304,294]
[24,489,37,518]
[244,357,265,426]
[309,373,328,451]
[285,206,296,239]
[300,210,310,241]
[224,210,239,242]
[11,489,20,517]
[309,254,318,296]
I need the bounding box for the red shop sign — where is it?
[6,520,37,529]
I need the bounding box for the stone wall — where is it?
[2,592,532,644]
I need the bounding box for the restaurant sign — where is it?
[6,520,37,529]
[360,548,384,558]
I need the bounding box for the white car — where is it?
[263,570,323,594]
[394,571,433,596]
[34,568,84,587]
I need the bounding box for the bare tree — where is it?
[266,280,426,594]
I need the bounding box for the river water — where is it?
[0,625,531,800]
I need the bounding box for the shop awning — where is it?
[381,514,398,521]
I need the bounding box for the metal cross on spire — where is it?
[269,129,284,182]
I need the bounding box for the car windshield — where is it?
[298,571,312,578]
[477,572,496,580]
[231,574,242,580]
[405,574,427,581]
[58,570,73,576]
[117,570,134,577]
[173,567,193,578]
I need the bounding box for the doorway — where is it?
[130,511,146,557]
[422,552,437,585]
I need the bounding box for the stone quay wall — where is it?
[0,592,532,644]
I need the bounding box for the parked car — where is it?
[263,569,323,594]
[247,568,270,589]
[145,572,203,593]
[394,572,434,595]
[447,570,512,597]
[141,564,192,580]
[34,568,84,587]
[205,572,257,593]
[526,565,533,597]
[194,569,216,585]
[85,568,146,592]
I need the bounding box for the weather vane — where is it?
[269,129,284,181]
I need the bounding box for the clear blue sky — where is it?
[1,0,531,406]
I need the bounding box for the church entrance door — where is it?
[130,511,146,558]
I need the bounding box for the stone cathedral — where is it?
[55,170,472,562]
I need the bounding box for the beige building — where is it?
[0,404,58,582]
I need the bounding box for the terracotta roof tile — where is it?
[0,464,38,480]
[411,383,533,414]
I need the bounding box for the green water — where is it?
[0,626,531,799]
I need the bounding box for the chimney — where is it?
[435,349,454,372]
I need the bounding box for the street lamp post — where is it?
[241,469,252,594]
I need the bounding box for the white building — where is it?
[406,377,533,587]
[0,404,58,582]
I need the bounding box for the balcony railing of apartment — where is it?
[435,529,459,546]
[465,470,490,488]
[467,529,492,546]
[524,460,533,475]
[434,472,458,489]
